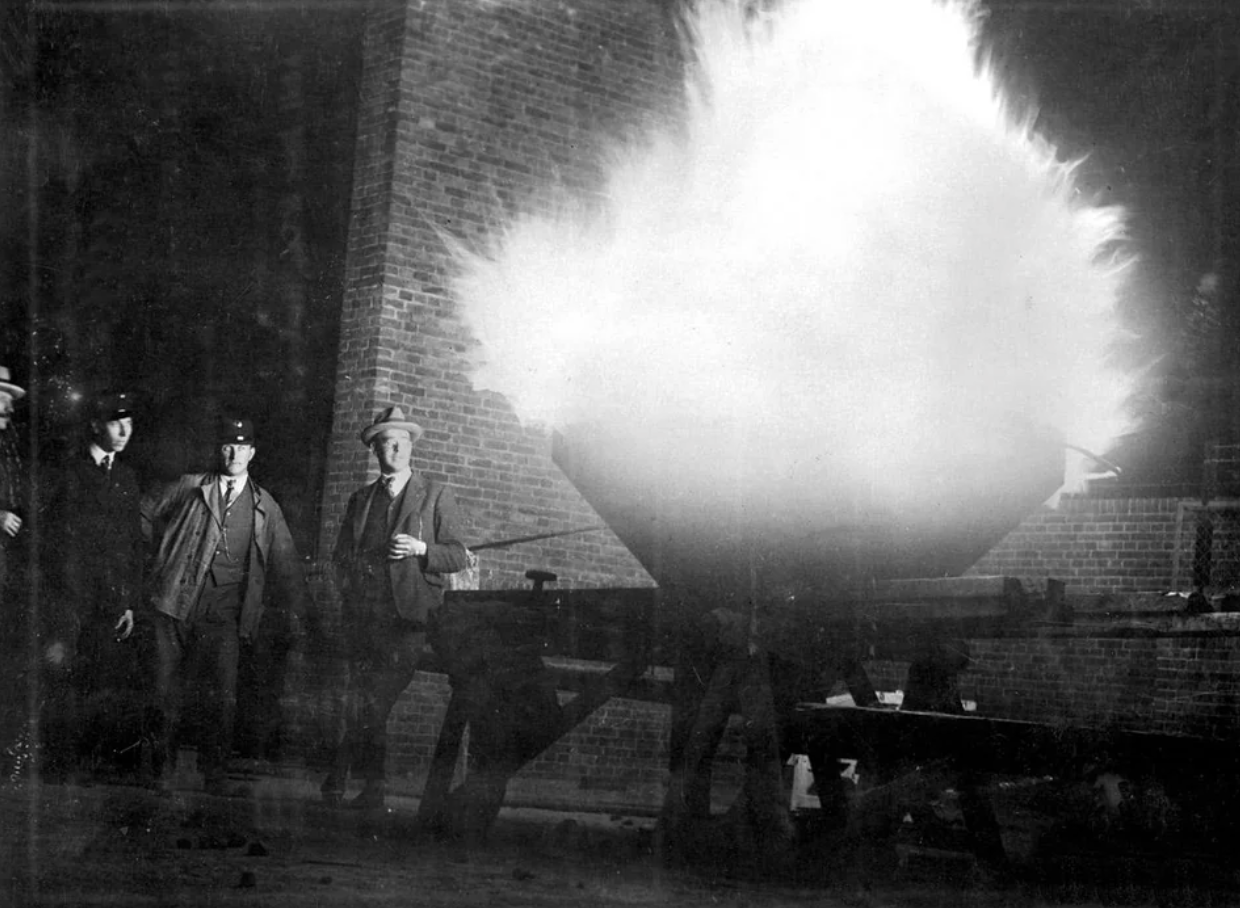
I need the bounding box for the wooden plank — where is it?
[848,600,1014,622]
[445,587,657,610]
[543,659,674,702]
[791,703,1240,781]
[853,576,1019,601]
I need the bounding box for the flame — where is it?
[453,0,1138,502]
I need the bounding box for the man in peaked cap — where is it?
[323,405,469,809]
[142,415,311,797]
[40,391,147,782]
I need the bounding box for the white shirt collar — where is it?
[89,443,113,467]
[219,473,250,495]
[379,469,412,497]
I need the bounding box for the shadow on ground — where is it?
[4,769,1240,907]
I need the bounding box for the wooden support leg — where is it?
[442,673,560,844]
[660,614,720,834]
[662,664,701,827]
[903,639,969,714]
[417,682,472,833]
[843,659,879,707]
[957,769,1008,873]
[679,659,738,819]
[556,658,647,732]
[733,656,797,875]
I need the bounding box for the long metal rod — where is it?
[467,525,605,552]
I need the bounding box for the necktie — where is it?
[100,454,112,474]
[382,476,396,499]
[224,479,236,510]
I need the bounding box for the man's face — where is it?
[0,393,11,431]
[94,416,133,454]
[219,443,256,477]
[372,430,413,475]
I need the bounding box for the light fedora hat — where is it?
[0,366,25,399]
[360,406,424,446]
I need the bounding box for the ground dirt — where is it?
[3,771,1239,908]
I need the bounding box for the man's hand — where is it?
[388,533,427,560]
[0,510,21,537]
[45,641,66,666]
[114,609,134,641]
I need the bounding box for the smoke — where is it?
[453,0,1138,500]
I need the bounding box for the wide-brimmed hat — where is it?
[217,416,256,445]
[91,390,136,421]
[0,366,25,399]
[360,406,424,446]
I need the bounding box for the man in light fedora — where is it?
[142,416,310,797]
[0,366,28,769]
[0,365,26,598]
[323,405,469,809]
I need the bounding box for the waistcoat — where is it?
[210,483,254,585]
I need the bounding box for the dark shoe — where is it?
[347,783,386,810]
[203,778,253,799]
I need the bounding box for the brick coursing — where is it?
[968,495,1183,592]
[288,0,683,784]
[317,0,682,588]
[872,494,1240,747]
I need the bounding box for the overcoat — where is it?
[43,451,143,629]
[142,473,306,640]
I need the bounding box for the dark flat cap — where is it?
[218,416,255,445]
[93,391,136,421]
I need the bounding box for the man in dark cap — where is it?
[41,391,146,782]
[142,416,310,797]
[322,405,469,809]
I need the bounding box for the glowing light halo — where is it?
[453,0,1139,502]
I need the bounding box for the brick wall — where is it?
[967,494,1183,592]
[520,696,672,790]
[964,624,1240,741]
[289,0,684,783]
[964,635,1161,728]
[864,623,1240,747]
[318,0,682,588]
[871,494,1240,747]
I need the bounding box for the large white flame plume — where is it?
[453,0,1137,501]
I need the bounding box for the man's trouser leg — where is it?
[351,625,425,786]
[191,584,242,787]
[680,658,739,819]
[152,613,189,782]
[72,610,114,771]
[735,654,796,873]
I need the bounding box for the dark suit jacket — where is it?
[43,450,143,632]
[333,472,469,626]
[0,430,25,598]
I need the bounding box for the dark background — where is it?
[2,0,1239,552]
[2,0,366,551]
[983,0,1240,493]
